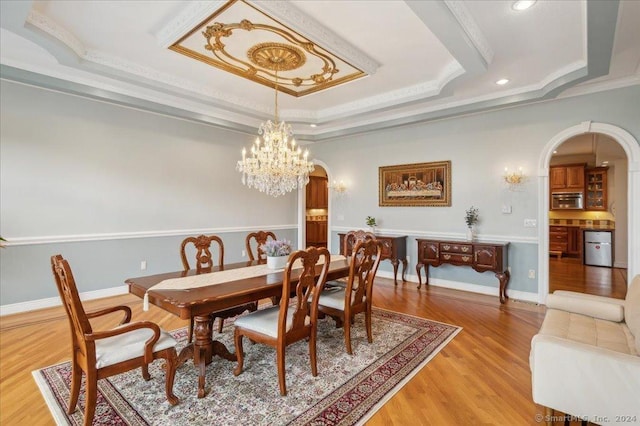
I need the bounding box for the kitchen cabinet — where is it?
[585,167,608,211]
[549,226,581,258]
[306,221,327,247]
[306,176,328,209]
[550,164,585,190]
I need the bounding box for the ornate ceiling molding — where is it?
[252,0,380,75]
[444,0,494,66]
[26,9,86,57]
[154,1,227,48]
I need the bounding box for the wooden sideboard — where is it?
[416,239,510,303]
[339,233,407,285]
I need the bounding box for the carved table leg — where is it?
[193,315,213,398]
[401,259,408,282]
[496,270,511,304]
[186,314,238,398]
[391,259,400,285]
[416,263,424,289]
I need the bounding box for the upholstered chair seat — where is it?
[317,287,365,311]
[95,327,178,369]
[234,306,311,338]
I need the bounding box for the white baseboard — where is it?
[375,270,539,304]
[0,286,129,316]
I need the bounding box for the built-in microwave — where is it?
[551,192,584,210]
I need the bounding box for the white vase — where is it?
[266,255,288,270]
[369,225,377,234]
[466,226,475,241]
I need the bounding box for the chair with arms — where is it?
[245,230,277,262]
[181,234,257,341]
[233,246,331,396]
[51,255,178,426]
[318,238,383,354]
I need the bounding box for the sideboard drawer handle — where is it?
[443,254,451,260]
[443,244,450,250]
[461,246,470,252]
[462,256,471,262]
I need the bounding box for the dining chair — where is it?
[50,255,179,426]
[326,229,377,289]
[245,230,281,305]
[181,234,257,341]
[317,238,382,354]
[233,246,331,396]
[245,230,277,262]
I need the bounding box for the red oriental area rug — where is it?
[33,308,460,426]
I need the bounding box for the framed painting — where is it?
[379,161,451,207]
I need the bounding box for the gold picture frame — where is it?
[379,161,452,207]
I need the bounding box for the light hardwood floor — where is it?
[0,268,624,425]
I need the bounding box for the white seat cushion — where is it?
[235,306,309,338]
[539,309,637,355]
[318,287,346,310]
[94,326,177,369]
[318,287,365,311]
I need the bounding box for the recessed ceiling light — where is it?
[310,124,317,128]
[496,79,510,85]
[512,1,537,11]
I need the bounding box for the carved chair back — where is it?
[51,254,94,358]
[245,231,277,262]
[343,230,376,257]
[345,239,383,309]
[180,234,224,272]
[279,246,331,337]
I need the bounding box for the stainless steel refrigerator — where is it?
[584,230,613,267]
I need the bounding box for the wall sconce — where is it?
[329,180,347,194]
[504,167,526,190]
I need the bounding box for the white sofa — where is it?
[530,274,640,425]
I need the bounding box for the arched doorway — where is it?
[537,121,640,304]
[297,159,333,252]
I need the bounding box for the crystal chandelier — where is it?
[237,69,314,197]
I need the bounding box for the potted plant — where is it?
[465,206,479,241]
[260,239,292,269]
[365,216,377,233]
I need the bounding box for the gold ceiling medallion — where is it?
[169,0,365,97]
[202,19,339,93]
[247,42,306,72]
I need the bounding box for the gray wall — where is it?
[2,79,639,308]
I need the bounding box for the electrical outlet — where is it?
[524,219,537,228]
[406,255,410,264]
[242,250,246,257]
[140,260,147,270]
[508,266,512,274]
[501,205,512,214]
[528,269,536,279]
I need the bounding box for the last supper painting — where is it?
[379,161,451,207]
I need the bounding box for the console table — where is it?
[339,233,407,285]
[416,239,510,303]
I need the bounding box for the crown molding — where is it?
[154,1,227,48]
[443,0,494,66]
[26,9,85,57]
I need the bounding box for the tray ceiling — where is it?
[0,0,638,142]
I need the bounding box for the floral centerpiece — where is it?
[464,206,479,241]
[260,239,292,269]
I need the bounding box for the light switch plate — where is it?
[501,205,512,214]
[524,219,537,228]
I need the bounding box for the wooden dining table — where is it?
[126,256,350,398]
